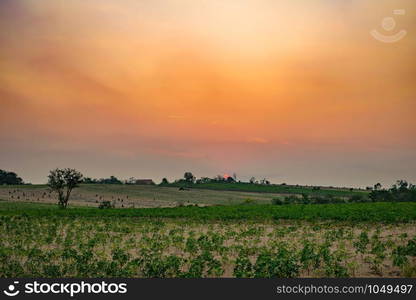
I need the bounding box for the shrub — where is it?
[284,195,301,204]
[234,252,254,278]
[349,194,367,203]
[301,194,311,204]
[271,198,284,205]
[242,198,255,205]
[253,246,300,278]
[98,201,114,209]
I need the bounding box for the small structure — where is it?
[135,179,155,185]
[223,174,235,183]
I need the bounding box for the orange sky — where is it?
[1,0,415,186]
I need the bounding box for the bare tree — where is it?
[48,168,83,208]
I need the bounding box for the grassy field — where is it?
[0,183,414,278]
[0,201,415,278]
[0,184,302,208]
[161,182,367,197]
[1,200,416,222]
[0,183,369,209]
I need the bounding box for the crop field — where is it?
[161,182,367,197]
[0,201,415,278]
[0,184,300,208]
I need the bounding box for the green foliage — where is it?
[234,252,254,278]
[83,176,122,184]
[300,240,320,274]
[2,201,415,222]
[252,246,300,278]
[183,172,195,183]
[160,181,365,198]
[369,180,416,202]
[271,198,284,205]
[0,212,415,278]
[242,198,255,205]
[392,237,416,268]
[141,255,183,278]
[48,168,83,208]
[353,231,369,254]
[98,201,115,209]
[0,169,24,185]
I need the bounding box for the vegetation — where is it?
[160,181,366,197]
[274,192,401,205]
[83,176,122,184]
[183,172,196,183]
[0,169,23,185]
[0,184,292,207]
[369,180,416,203]
[98,201,115,209]
[48,168,83,208]
[1,174,415,278]
[0,201,415,222]
[0,202,415,278]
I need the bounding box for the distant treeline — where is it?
[160,172,366,191]
[83,176,154,185]
[83,176,123,184]
[275,180,416,205]
[369,180,416,202]
[2,169,415,205]
[0,169,24,185]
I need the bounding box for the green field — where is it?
[1,200,415,222]
[161,181,367,197]
[0,184,308,207]
[1,201,415,278]
[1,183,415,278]
[0,183,368,209]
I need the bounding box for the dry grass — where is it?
[0,184,283,208]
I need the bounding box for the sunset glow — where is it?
[1,0,415,186]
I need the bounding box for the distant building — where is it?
[226,176,235,183]
[222,174,235,183]
[135,179,155,185]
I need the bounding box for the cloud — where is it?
[168,115,187,119]
[246,137,269,144]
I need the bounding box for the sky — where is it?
[0,0,415,187]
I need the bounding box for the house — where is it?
[135,179,155,185]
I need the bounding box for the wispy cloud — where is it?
[246,137,269,144]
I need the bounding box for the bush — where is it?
[253,247,300,278]
[369,181,416,202]
[242,198,255,205]
[301,194,311,204]
[0,169,24,185]
[311,196,329,204]
[349,194,367,203]
[234,252,254,277]
[98,201,115,209]
[310,195,345,204]
[284,195,301,204]
[271,198,284,205]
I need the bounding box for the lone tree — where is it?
[184,172,195,183]
[48,168,83,208]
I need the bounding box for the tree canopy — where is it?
[0,169,23,185]
[48,168,83,208]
